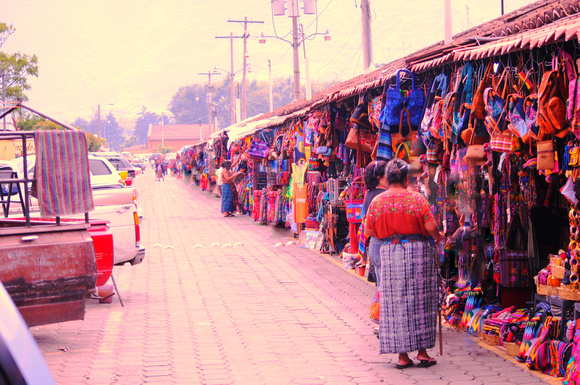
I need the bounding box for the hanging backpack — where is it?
[537,58,569,139]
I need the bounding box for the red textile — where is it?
[365,190,435,239]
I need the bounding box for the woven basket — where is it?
[485,333,501,346]
[536,284,547,295]
[504,342,519,356]
[552,265,566,280]
[547,285,559,296]
[559,286,580,301]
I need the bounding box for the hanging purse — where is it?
[465,124,487,163]
[345,125,376,153]
[472,62,493,121]
[248,139,270,159]
[380,69,425,127]
[497,213,530,288]
[490,132,520,153]
[537,139,555,170]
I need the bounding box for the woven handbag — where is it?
[490,132,519,153]
[380,69,425,127]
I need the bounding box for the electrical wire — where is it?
[311,19,361,75]
[332,43,362,84]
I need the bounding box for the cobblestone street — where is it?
[30,171,552,384]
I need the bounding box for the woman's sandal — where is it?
[395,360,414,369]
[416,357,437,368]
[226,213,235,217]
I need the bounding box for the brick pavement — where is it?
[29,171,552,385]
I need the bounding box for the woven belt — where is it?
[380,234,429,244]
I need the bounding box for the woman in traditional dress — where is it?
[365,158,445,369]
[220,160,243,217]
[362,160,388,287]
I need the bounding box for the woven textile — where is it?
[378,240,438,354]
[32,130,93,217]
[221,183,234,213]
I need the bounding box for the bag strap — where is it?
[396,69,415,90]
[399,108,413,140]
[394,141,411,159]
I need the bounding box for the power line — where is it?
[312,19,361,75]
[332,43,362,84]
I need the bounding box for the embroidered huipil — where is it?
[365,191,435,239]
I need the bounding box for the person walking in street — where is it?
[364,158,445,370]
[155,160,164,181]
[220,160,243,217]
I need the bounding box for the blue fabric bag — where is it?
[380,70,425,127]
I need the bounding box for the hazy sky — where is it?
[2,0,536,130]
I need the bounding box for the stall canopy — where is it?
[226,116,274,142]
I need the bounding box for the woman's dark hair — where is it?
[386,158,408,185]
[364,160,387,190]
[221,160,232,170]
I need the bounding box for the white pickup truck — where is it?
[1,155,145,266]
[90,185,145,266]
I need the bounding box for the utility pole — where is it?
[299,24,312,100]
[98,104,101,139]
[198,71,219,135]
[268,59,273,112]
[215,32,244,126]
[444,0,452,44]
[291,4,301,101]
[228,17,263,121]
[361,0,373,72]
[1,69,5,131]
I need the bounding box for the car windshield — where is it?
[90,159,113,175]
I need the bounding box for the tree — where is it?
[0,23,15,49]
[102,111,124,151]
[134,106,159,145]
[86,132,105,152]
[0,51,39,102]
[121,135,142,150]
[168,84,208,125]
[157,144,173,154]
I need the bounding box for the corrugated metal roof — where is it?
[411,13,580,72]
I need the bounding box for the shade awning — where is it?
[411,14,580,72]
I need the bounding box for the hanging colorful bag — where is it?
[472,62,493,121]
[537,61,569,139]
[537,139,555,170]
[497,213,530,288]
[345,177,365,223]
[490,132,519,153]
[380,69,425,127]
[248,139,270,159]
[345,125,377,153]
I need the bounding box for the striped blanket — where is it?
[32,130,94,217]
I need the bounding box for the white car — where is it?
[0,154,124,190]
[2,155,145,267]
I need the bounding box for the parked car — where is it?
[91,152,138,178]
[4,155,144,267]
[0,280,56,384]
[1,154,124,192]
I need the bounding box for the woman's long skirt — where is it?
[378,240,438,354]
[221,183,234,213]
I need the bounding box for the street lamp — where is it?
[259,26,330,101]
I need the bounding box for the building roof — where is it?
[235,0,580,132]
[147,124,208,141]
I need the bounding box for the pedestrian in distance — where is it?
[364,158,445,370]
[220,160,243,217]
[155,160,164,181]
